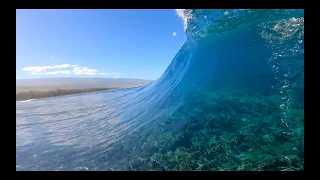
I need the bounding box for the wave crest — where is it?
[176,9,304,40]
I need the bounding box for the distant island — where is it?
[16,77,153,101]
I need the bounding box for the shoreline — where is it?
[16,87,119,101]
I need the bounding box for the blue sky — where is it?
[16,9,186,80]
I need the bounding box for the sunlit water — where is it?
[16,9,304,171]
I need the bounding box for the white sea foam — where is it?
[16,99,37,103]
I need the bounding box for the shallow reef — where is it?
[104,89,304,171]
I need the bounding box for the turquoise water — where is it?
[16,9,304,171]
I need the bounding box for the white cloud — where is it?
[22,66,52,73]
[112,76,120,78]
[53,64,71,69]
[22,64,71,74]
[31,72,41,75]
[172,32,177,36]
[72,67,98,75]
[45,70,71,75]
[22,64,111,76]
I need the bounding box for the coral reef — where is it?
[104,89,304,171]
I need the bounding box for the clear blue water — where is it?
[16,9,304,171]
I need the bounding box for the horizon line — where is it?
[16,77,156,81]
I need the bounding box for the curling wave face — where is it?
[16,9,304,171]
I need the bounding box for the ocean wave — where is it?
[16,9,304,171]
[176,9,303,40]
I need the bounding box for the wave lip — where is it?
[176,9,304,40]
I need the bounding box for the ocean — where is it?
[16,9,304,171]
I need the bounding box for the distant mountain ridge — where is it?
[16,77,154,92]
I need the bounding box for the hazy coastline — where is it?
[16,77,153,101]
